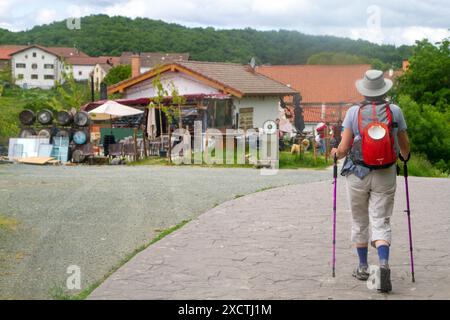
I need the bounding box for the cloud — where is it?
[0,0,449,45]
[35,8,58,25]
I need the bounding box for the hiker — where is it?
[315,123,327,154]
[331,70,411,293]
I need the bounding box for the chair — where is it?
[108,143,123,158]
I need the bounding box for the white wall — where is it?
[71,65,95,81]
[93,64,108,91]
[11,47,63,89]
[234,96,280,129]
[125,71,220,99]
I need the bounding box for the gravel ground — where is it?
[0,164,330,299]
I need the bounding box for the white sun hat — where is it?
[356,70,393,98]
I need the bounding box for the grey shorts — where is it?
[346,165,397,246]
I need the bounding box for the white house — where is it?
[65,56,118,82]
[107,60,298,130]
[92,63,112,91]
[10,45,66,89]
[10,45,91,89]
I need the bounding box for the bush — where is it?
[398,94,450,172]
[398,154,448,178]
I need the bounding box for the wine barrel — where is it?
[55,129,73,141]
[74,111,90,127]
[57,111,74,126]
[37,109,54,125]
[37,128,52,139]
[19,109,36,125]
[71,149,85,163]
[73,130,88,145]
[19,128,36,138]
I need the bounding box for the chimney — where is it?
[131,53,141,78]
[402,60,410,71]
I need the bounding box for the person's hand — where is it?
[331,148,339,160]
[399,152,411,163]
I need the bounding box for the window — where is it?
[32,63,38,69]
[44,75,54,80]
[239,108,254,130]
[32,52,37,58]
[207,99,233,129]
[42,55,45,59]
[44,64,54,69]
[78,71,82,76]
[25,55,28,59]
[16,63,26,68]
[17,74,24,80]
[31,74,38,80]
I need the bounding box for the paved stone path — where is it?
[90,176,450,300]
[0,165,328,299]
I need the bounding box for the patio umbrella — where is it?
[88,100,144,133]
[88,100,144,121]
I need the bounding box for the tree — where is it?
[395,39,450,172]
[0,15,410,66]
[47,67,91,111]
[307,52,371,65]
[397,39,450,112]
[103,65,131,86]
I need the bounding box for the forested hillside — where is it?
[0,15,411,66]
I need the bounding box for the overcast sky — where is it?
[0,0,449,46]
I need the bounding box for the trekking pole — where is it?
[332,151,338,278]
[332,142,338,278]
[400,153,415,283]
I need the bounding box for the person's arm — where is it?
[398,130,410,160]
[331,128,353,160]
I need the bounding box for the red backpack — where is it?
[351,102,397,169]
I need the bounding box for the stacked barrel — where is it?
[72,111,91,163]
[18,109,91,162]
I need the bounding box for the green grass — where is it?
[127,156,172,166]
[127,151,330,170]
[0,214,19,231]
[279,151,330,169]
[399,154,449,178]
[0,97,25,145]
[49,219,191,300]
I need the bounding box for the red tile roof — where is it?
[46,47,89,58]
[109,60,298,97]
[65,56,116,66]
[301,104,351,123]
[7,45,89,59]
[256,64,372,104]
[120,52,189,68]
[0,45,27,60]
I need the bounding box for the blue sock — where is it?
[357,247,368,267]
[377,245,390,266]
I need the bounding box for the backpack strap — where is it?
[357,105,363,137]
[385,103,393,130]
[372,101,378,122]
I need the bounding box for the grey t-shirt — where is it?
[341,103,407,179]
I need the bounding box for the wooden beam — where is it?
[108,63,244,98]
